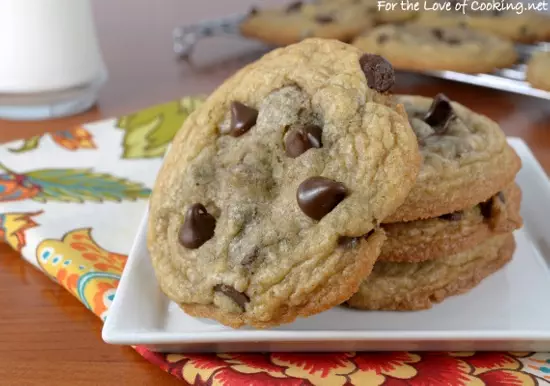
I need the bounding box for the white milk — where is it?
[0,0,106,119]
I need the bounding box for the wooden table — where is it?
[1,1,550,385]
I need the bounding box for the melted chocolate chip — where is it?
[297,177,348,220]
[214,284,249,310]
[440,211,463,221]
[285,125,323,158]
[179,204,216,249]
[432,28,444,40]
[479,198,493,218]
[315,14,334,23]
[286,1,303,13]
[241,247,259,266]
[377,34,389,44]
[229,101,258,137]
[446,37,461,45]
[338,230,374,249]
[520,25,528,35]
[424,93,454,134]
[359,54,395,93]
[498,191,505,203]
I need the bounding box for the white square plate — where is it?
[103,137,550,353]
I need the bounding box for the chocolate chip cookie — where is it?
[380,183,522,262]
[147,39,420,328]
[239,1,375,46]
[527,51,550,92]
[416,9,548,44]
[383,94,521,223]
[352,24,517,73]
[347,233,515,310]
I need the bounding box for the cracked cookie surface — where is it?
[347,233,515,310]
[380,183,522,262]
[147,39,420,328]
[352,24,517,73]
[384,94,521,223]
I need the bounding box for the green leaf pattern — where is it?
[25,168,151,203]
[9,136,41,153]
[116,96,204,159]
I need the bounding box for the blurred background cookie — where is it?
[240,1,375,46]
[416,4,550,44]
[352,24,517,73]
[527,51,550,91]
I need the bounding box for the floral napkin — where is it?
[1,98,550,385]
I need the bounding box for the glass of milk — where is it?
[0,0,107,120]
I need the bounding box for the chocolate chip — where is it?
[286,1,302,13]
[377,34,389,44]
[179,204,216,249]
[285,125,323,158]
[297,177,348,220]
[479,198,493,218]
[359,54,395,93]
[241,247,259,266]
[458,22,467,28]
[439,211,463,221]
[338,236,361,249]
[446,37,461,45]
[424,93,454,134]
[498,191,505,203]
[432,28,444,40]
[249,6,259,16]
[229,101,258,137]
[338,230,374,249]
[315,14,334,23]
[520,26,528,35]
[214,284,249,311]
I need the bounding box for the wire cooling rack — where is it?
[172,15,550,100]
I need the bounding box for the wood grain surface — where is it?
[1,1,550,385]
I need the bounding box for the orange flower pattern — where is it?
[133,348,550,385]
[0,210,41,251]
[8,126,96,153]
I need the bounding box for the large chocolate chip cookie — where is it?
[147,39,420,328]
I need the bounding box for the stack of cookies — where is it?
[147,38,522,329]
[347,94,523,310]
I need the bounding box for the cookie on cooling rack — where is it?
[527,51,550,92]
[352,24,517,73]
[239,1,375,46]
